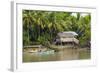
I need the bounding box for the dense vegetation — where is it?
[23,10,91,47]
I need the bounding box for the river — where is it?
[23,48,90,62]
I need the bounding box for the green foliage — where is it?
[23,10,91,47]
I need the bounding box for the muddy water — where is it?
[23,48,90,62]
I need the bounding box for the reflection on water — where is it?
[23,48,90,62]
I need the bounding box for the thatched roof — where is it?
[57,31,78,38]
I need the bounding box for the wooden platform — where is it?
[24,45,42,48]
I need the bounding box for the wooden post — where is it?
[72,36,74,49]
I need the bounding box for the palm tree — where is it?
[23,10,33,45]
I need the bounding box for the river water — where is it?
[23,48,90,62]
